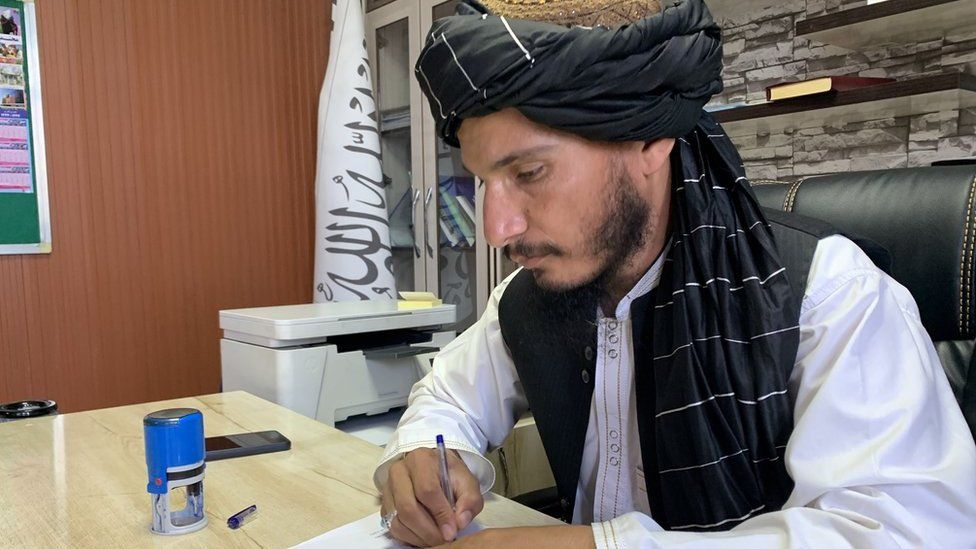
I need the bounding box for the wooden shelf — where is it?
[440,243,475,251]
[380,106,410,133]
[714,72,976,137]
[797,0,976,50]
[705,0,783,22]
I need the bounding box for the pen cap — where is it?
[227,505,258,529]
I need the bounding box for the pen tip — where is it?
[436,434,444,444]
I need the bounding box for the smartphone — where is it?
[204,430,291,462]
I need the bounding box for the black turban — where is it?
[414,0,723,147]
[413,0,801,534]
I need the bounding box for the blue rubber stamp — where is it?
[143,408,208,535]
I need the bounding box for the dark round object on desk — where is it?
[0,399,58,421]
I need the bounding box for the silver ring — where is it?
[380,510,397,530]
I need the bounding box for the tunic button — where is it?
[584,346,594,361]
[608,349,618,359]
[610,430,619,439]
[610,443,620,453]
[608,334,619,344]
[608,321,618,330]
[581,369,590,384]
[609,456,620,466]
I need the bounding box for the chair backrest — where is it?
[751,166,976,435]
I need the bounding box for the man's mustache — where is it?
[503,240,564,259]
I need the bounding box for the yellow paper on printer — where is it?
[397,291,443,310]
[291,511,483,548]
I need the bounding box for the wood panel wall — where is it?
[0,0,330,412]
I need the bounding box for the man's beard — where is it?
[505,159,651,297]
[585,167,651,294]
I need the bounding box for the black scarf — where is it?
[648,114,798,530]
[415,0,798,531]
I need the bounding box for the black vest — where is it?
[496,209,890,523]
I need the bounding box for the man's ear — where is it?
[639,138,675,177]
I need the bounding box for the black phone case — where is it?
[204,431,291,462]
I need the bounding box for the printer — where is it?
[219,301,456,427]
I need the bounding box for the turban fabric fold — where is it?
[415,0,723,147]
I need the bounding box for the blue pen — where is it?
[436,434,455,509]
[227,504,257,529]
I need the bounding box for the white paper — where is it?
[292,512,483,548]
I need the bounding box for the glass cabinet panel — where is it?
[424,0,479,332]
[435,140,478,332]
[374,17,417,294]
[431,0,457,19]
[369,0,495,332]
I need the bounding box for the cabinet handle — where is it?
[411,188,421,258]
[424,187,435,259]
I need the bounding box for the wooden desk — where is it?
[0,391,560,547]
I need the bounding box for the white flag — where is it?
[313,0,396,302]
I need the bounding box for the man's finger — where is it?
[381,474,397,518]
[391,461,446,546]
[408,451,459,542]
[448,453,483,530]
[389,513,429,548]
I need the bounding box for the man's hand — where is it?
[434,526,597,549]
[381,447,485,547]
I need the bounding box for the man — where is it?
[374,0,976,547]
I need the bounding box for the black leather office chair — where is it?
[752,166,976,436]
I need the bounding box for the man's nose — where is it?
[482,181,528,249]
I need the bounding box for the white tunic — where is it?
[373,235,976,548]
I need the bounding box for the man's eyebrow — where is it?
[489,145,555,172]
[462,145,556,176]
